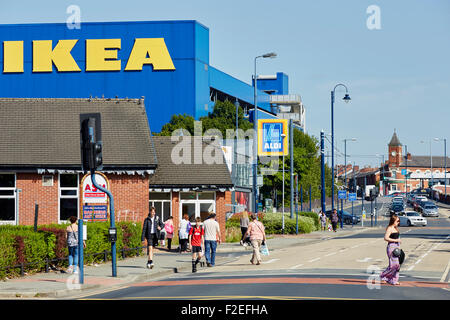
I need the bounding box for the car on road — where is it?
[420,203,439,217]
[325,210,361,225]
[389,203,405,216]
[399,211,427,227]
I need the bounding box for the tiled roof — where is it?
[149,136,233,187]
[401,156,450,168]
[388,131,402,146]
[0,98,156,170]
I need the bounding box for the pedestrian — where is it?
[189,217,205,273]
[178,214,190,253]
[243,213,266,265]
[380,214,402,285]
[331,209,339,232]
[66,216,86,274]
[239,210,250,246]
[318,210,327,231]
[141,207,164,269]
[164,216,174,251]
[203,213,221,267]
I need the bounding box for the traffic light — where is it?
[80,113,103,172]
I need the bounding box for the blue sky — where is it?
[2,0,449,168]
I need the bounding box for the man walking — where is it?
[203,213,221,267]
[141,207,165,269]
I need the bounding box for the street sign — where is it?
[257,119,288,156]
[348,193,357,201]
[338,190,347,200]
[401,169,407,175]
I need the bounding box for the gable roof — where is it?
[149,136,233,188]
[401,156,450,168]
[0,98,157,171]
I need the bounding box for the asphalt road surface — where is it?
[81,203,449,301]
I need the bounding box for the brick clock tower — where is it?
[388,130,402,167]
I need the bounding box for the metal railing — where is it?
[0,245,146,278]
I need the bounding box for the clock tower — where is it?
[388,130,402,167]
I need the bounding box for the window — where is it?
[0,174,15,223]
[391,184,397,191]
[149,192,171,222]
[59,174,79,223]
[179,192,216,223]
[392,171,397,179]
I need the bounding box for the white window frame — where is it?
[0,173,16,225]
[391,184,397,191]
[149,191,172,222]
[179,191,216,223]
[58,173,79,224]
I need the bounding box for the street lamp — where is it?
[331,84,351,211]
[343,138,357,191]
[252,52,277,216]
[434,138,447,197]
[281,133,286,234]
[420,140,433,189]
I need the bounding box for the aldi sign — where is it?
[258,119,288,156]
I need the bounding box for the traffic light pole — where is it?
[91,170,117,277]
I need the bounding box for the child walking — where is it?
[189,217,204,273]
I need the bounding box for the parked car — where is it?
[420,203,439,217]
[399,211,427,227]
[325,210,360,225]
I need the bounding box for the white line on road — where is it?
[324,252,337,257]
[289,264,304,269]
[407,234,450,271]
[308,258,321,263]
[262,259,279,264]
[440,259,450,283]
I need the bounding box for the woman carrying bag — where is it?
[380,214,403,285]
[243,213,266,265]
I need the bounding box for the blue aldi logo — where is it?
[258,119,288,156]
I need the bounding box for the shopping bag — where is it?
[260,243,270,256]
[328,224,332,232]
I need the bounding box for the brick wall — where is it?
[17,173,58,225]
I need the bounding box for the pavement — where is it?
[0,223,382,299]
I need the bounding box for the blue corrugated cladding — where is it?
[0,20,203,133]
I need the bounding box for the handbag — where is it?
[392,248,405,265]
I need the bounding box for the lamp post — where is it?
[253,52,277,216]
[343,138,357,193]
[281,133,286,234]
[420,140,433,189]
[434,138,447,197]
[331,84,351,211]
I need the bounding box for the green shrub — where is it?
[0,221,145,279]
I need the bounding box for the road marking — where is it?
[324,252,336,257]
[289,264,304,269]
[308,258,321,263]
[407,234,450,271]
[262,259,279,264]
[440,259,450,283]
[357,257,373,263]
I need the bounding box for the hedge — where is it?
[225,211,319,239]
[0,221,143,280]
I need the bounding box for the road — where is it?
[80,198,450,301]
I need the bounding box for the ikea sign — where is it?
[2,38,176,73]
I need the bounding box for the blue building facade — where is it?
[0,20,300,133]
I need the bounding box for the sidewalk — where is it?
[0,225,379,299]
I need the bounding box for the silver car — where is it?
[421,203,439,217]
[399,211,427,227]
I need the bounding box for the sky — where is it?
[1,0,449,168]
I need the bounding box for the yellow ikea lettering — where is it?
[125,38,175,71]
[86,39,121,71]
[33,39,80,72]
[2,38,175,73]
[3,41,24,73]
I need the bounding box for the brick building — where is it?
[381,131,449,195]
[0,98,232,240]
